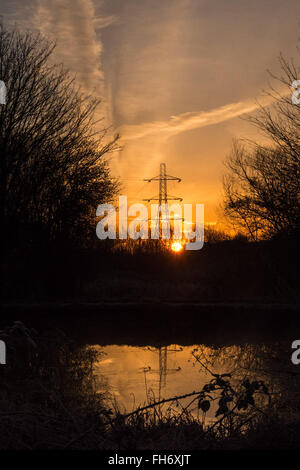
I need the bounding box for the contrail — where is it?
[119,96,275,142]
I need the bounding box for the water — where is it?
[93,343,251,421]
[89,339,299,427]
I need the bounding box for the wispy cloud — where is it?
[119,98,273,142]
[34,0,116,126]
[93,15,118,31]
[35,0,101,89]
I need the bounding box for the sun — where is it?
[171,241,183,253]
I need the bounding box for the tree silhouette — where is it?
[223,50,300,240]
[0,28,119,250]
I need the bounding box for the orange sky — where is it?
[3,0,300,227]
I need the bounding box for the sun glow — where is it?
[171,241,183,252]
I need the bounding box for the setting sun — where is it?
[171,241,183,253]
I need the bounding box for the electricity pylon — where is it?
[144,345,183,393]
[143,163,182,238]
[159,347,167,388]
[158,346,182,390]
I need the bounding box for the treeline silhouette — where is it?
[223,52,300,241]
[0,28,119,255]
[2,235,299,302]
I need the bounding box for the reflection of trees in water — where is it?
[112,347,271,441]
[95,342,300,442]
[194,343,300,421]
[0,323,111,449]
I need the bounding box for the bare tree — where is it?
[0,28,119,249]
[223,48,300,240]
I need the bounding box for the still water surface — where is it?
[93,344,243,420]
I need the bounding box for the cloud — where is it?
[35,1,101,88]
[93,15,118,30]
[119,97,274,142]
[33,0,116,127]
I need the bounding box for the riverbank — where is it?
[0,321,299,450]
[1,302,299,346]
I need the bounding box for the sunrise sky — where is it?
[2,0,300,226]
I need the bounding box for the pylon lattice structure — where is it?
[143,163,182,239]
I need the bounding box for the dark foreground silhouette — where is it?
[0,322,299,450]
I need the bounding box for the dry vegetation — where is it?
[0,322,299,450]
